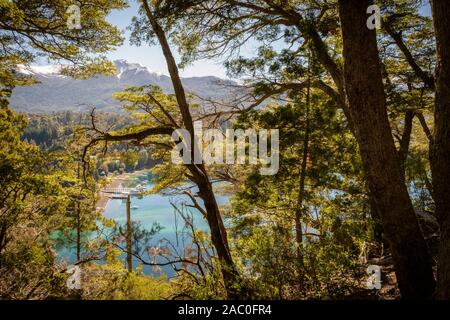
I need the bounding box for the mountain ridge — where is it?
[11,60,237,113]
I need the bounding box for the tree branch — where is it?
[383,19,435,90]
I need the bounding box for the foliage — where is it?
[80,248,173,300]
[0,0,445,300]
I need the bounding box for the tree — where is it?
[337,0,435,299]
[230,88,368,298]
[124,150,139,172]
[83,1,245,299]
[137,149,149,169]
[155,0,437,298]
[0,0,125,82]
[0,107,67,298]
[430,0,450,299]
[138,3,242,296]
[0,0,126,298]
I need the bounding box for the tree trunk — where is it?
[76,163,81,262]
[430,0,450,299]
[295,71,311,264]
[0,223,6,268]
[76,201,81,262]
[126,194,132,272]
[142,0,242,298]
[338,0,435,299]
[196,178,243,298]
[399,110,414,167]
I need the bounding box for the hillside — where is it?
[10,60,237,113]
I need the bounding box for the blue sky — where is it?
[28,2,434,79]
[106,2,232,78]
[106,1,432,79]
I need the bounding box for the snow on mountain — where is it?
[10,60,237,113]
[114,59,158,79]
[17,65,66,78]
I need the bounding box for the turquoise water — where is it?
[54,173,230,278]
[102,181,228,278]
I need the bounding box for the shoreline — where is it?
[96,170,149,212]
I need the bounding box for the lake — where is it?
[102,175,229,278]
[55,173,230,278]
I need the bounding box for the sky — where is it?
[106,2,232,79]
[106,1,432,79]
[30,2,432,79]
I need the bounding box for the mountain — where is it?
[10,60,237,113]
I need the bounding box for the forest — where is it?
[0,0,449,302]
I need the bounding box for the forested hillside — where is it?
[10,60,238,112]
